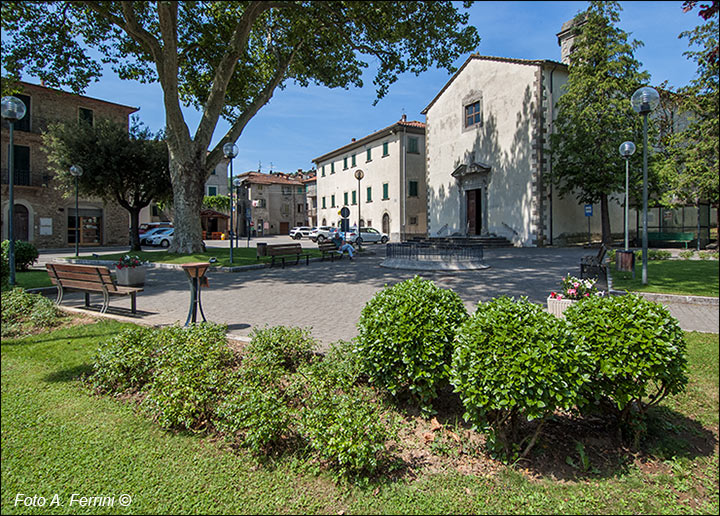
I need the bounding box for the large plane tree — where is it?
[2,1,480,252]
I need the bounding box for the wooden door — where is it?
[13,204,29,240]
[279,222,290,235]
[466,190,477,235]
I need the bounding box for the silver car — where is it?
[289,226,313,239]
[309,226,333,242]
[351,227,389,245]
[148,228,174,248]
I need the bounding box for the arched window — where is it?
[382,213,390,235]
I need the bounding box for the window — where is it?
[408,180,418,197]
[79,107,94,126]
[331,194,335,207]
[343,156,348,169]
[257,184,263,190]
[15,94,30,132]
[322,165,326,177]
[408,137,419,154]
[366,220,372,228]
[282,186,292,195]
[382,183,389,200]
[410,216,418,225]
[207,185,217,196]
[331,162,335,174]
[256,198,266,208]
[298,186,304,193]
[465,100,482,128]
[366,186,372,202]
[281,204,290,216]
[210,167,216,175]
[343,192,348,206]
[366,148,372,162]
[298,204,304,213]
[322,197,326,209]
[382,141,389,156]
[351,154,356,167]
[11,145,30,185]
[351,190,356,205]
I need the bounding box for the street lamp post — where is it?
[354,169,364,249]
[232,177,243,248]
[223,143,238,263]
[69,165,84,257]
[1,96,27,287]
[631,86,660,285]
[619,141,636,251]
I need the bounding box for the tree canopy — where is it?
[2,1,480,252]
[43,117,172,250]
[550,1,650,245]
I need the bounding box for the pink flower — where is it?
[585,293,590,297]
[573,282,579,288]
[567,288,577,296]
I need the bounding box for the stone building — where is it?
[1,81,138,248]
[312,116,427,241]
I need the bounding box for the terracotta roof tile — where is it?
[236,172,304,186]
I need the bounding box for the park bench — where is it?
[318,241,345,261]
[580,244,608,281]
[647,231,694,249]
[266,243,310,268]
[46,263,143,314]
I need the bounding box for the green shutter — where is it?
[366,148,372,161]
[382,142,389,156]
[409,181,418,197]
[331,163,335,174]
[344,192,348,205]
[352,190,356,205]
[383,183,389,199]
[352,154,356,166]
[367,186,372,202]
[322,165,325,177]
[322,197,326,209]
[331,194,335,207]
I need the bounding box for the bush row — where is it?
[1,288,62,337]
[355,277,688,460]
[88,324,388,478]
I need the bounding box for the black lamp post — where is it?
[69,165,83,257]
[1,96,27,287]
[354,169,364,249]
[223,143,238,263]
[631,86,660,285]
[233,177,243,247]
[618,141,636,251]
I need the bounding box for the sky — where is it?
[12,1,704,174]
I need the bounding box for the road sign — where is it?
[340,206,350,218]
[584,204,593,217]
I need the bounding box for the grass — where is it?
[79,247,322,268]
[2,320,718,514]
[611,260,719,297]
[11,270,54,290]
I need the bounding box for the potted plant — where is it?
[115,255,146,286]
[547,274,603,318]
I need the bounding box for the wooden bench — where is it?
[46,263,143,314]
[580,244,608,280]
[266,243,310,268]
[318,241,344,261]
[648,231,694,249]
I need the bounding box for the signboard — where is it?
[584,204,593,217]
[340,206,350,218]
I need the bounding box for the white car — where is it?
[140,226,173,245]
[147,228,174,248]
[289,226,313,239]
[348,227,389,245]
[309,226,333,242]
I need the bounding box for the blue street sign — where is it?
[584,204,593,217]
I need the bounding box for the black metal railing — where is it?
[386,242,484,262]
[1,168,50,187]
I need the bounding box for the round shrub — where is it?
[356,276,468,413]
[1,240,39,271]
[564,294,688,420]
[450,296,589,460]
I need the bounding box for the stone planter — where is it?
[546,296,576,319]
[116,266,146,287]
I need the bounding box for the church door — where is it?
[466,189,482,236]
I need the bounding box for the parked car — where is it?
[147,228,174,248]
[139,221,172,238]
[347,227,389,244]
[289,226,314,239]
[309,226,333,242]
[140,226,174,245]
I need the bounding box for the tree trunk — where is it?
[168,156,207,254]
[600,193,613,245]
[129,206,142,252]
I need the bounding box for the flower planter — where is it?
[116,266,146,287]
[546,296,576,319]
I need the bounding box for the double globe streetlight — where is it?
[630,86,660,285]
[223,142,238,263]
[69,165,84,257]
[618,141,636,251]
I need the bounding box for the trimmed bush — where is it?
[244,326,316,373]
[356,276,468,413]
[450,296,589,460]
[564,294,688,429]
[88,326,159,393]
[144,323,235,430]
[1,240,39,271]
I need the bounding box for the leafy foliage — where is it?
[450,297,588,460]
[1,240,39,271]
[356,276,468,413]
[203,195,230,212]
[1,288,61,337]
[244,326,316,373]
[564,294,688,433]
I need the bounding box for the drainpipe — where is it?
[402,120,407,242]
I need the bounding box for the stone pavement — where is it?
[36,244,718,351]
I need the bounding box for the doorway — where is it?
[382,213,390,235]
[13,204,29,241]
[466,189,482,236]
[68,208,103,245]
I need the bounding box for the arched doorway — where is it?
[382,213,390,235]
[13,204,29,241]
[322,218,327,226]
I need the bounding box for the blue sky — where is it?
[19,1,703,174]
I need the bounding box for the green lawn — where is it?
[611,260,719,297]
[2,321,717,514]
[79,246,322,268]
[11,270,53,290]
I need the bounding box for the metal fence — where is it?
[386,242,484,262]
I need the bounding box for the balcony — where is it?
[1,168,51,188]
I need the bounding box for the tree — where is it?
[2,1,480,253]
[550,1,651,245]
[43,117,172,251]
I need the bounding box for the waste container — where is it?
[616,250,635,276]
[256,242,267,258]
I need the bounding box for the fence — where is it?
[385,242,484,262]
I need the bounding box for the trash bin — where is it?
[256,242,267,258]
[616,250,635,274]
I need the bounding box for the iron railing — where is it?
[386,242,484,262]
[1,168,50,187]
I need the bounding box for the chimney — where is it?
[297,168,302,173]
[401,114,407,122]
[351,138,356,142]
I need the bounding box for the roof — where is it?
[312,119,426,164]
[200,209,229,219]
[18,81,139,114]
[235,171,304,186]
[420,54,567,115]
